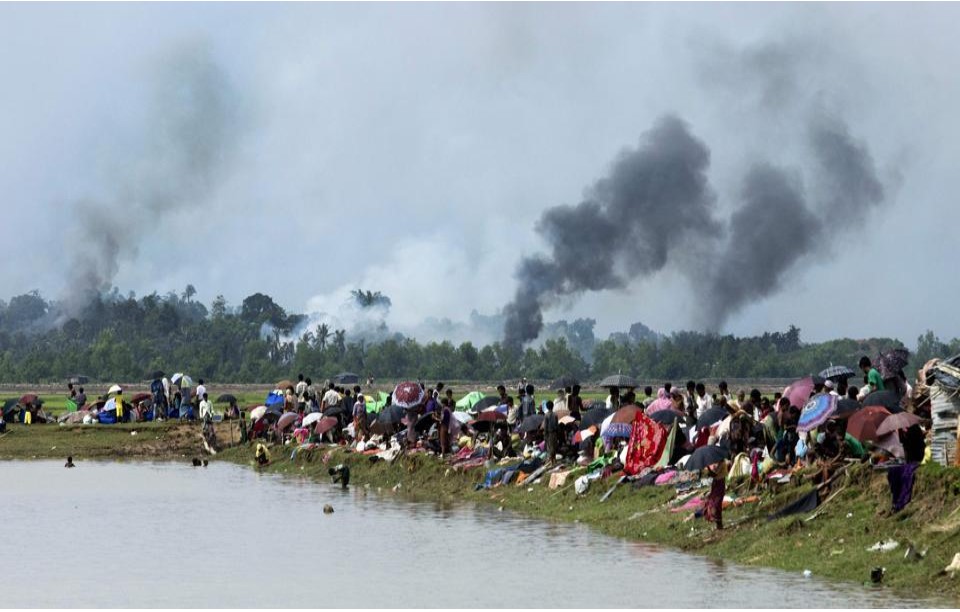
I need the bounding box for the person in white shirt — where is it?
[695,382,713,418]
[321,382,341,411]
[199,393,214,421]
[824,380,841,398]
[195,379,207,404]
[295,374,307,400]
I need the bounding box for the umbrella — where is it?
[314,416,338,436]
[302,412,323,427]
[581,406,613,429]
[467,419,497,433]
[819,365,855,381]
[573,425,598,444]
[696,407,728,430]
[130,392,152,405]
[649,410,684,426]
[392,382,425,409]
[833,398,861,420]
[683,444,730,471]
[150,370,165,380]
[323,403,349,418]
[783,377,814,409]
[862,390,903,413]
[277,412,299,431]
[551,375,579,390]
[107,384,123,396]
[452,412,472,425]
[171,372,186,385]
[276,379,294,391]
[599,374,638,388]
[878,348,910,380]
[2,398,18,420]
[471,396,500,412]
[847,406,891,443]
[558,415,577,426]
[876,412,924,437]
[376,404,406,425]
[519,414,545,433]
[414,413,436,433]
[610,405,643,424]
[797,394,838,433]
[474,410,506,422]
[249,406,267,421]
[216,394,237,404]
[18,394,39,406]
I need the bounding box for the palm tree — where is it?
[315,324,331,351]
[333,329,346,357]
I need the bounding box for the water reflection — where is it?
[0,460,948,608]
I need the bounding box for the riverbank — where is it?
[3,422,959,603]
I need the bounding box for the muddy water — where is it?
[0,461,946,608]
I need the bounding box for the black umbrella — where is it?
[150,370,165,380]
[649,410,684,426]
[376,404,406,425]
[414,413,437,434]
[216,394,237,404]
[519,414,545,434]
[696,406,729,429]
[2,398,18,420]
[580,406,613,429]
[551,375,579,390]
[819,365,855,381]
[834,398,861,420]
[599,374,638,388]
[323,403,349,418]
[472,396,500,412]
[683,444,730,471]
[265,405,284,418]
[863,390,903,413]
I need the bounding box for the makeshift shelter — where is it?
[335,372,360,385]
[455,391,486,411]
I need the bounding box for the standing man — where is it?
[195,379,207,415]
[199,393,214,421]
[295,374,308,412]
[684,381,698,426]
[695,382,713,418]
[151,376,167,419]
[520,384,535,427]
[859,356,885,394]
[544,400,559,466]
[321,382,341,412]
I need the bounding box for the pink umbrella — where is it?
[314,416,338,436]
[392,381,425,409]
[277,412,299,431]
[783,377,815,409]
[876,412,923,437]
[645,390,675,416]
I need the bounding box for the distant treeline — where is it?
[0,288,957,384]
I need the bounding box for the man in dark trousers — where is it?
[544,400,559,466]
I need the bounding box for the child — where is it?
[64,456,75,468]
[329,464,350,489]
[255,442,270,466]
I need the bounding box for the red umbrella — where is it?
[876,412,924,437]
[573,425,598,444]
[392,382,425,409]
[847,406,891,443]
[19,394,38,405]
[314,416,338,436]
[474,410,506,422]
[783,377,814,409]
[610,404,643,424]
[131,392,152,404]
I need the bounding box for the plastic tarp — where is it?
[456,391,485,410]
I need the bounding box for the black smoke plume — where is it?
[502,116,719,352]
[63,41,240,316]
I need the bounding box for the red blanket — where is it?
[623,412,667,476]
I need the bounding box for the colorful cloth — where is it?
[623,413,668,476]
[887,462,919,512]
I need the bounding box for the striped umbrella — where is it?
[798,393,838,432]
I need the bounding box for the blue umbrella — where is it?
[798,393,838,432]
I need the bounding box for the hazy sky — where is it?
[1,2,958,345]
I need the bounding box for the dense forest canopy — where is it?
[0,288,956,384]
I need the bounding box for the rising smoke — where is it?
[63,41,240,317]
[502,116,720,351]
[502,112,887,350]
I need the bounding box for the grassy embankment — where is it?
[4,414,960,603]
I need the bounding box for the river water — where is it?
[0,460,945,608]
